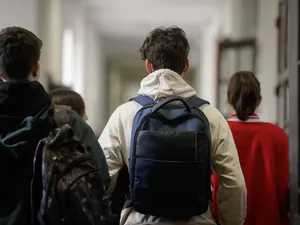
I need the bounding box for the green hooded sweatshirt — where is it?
[0,81,109,225]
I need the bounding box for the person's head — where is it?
[139,26,190,75]
[0,26,42,81]
[227,71,261,121]
[50,89,88,121]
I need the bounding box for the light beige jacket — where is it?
[99,69,246,225]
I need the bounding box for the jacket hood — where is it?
[0,81,53,159]
[137,69,196,101]
[0,81,51,135]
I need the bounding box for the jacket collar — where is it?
[228,114,263,123]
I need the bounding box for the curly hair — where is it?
[0,27,42,80]
[139,26,190,74]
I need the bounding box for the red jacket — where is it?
[212,114,289,225]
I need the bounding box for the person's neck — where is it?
[231,111,258,116]
[1,73,34,82]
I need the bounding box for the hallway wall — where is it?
[256,0,278,123]
[0,0,38,33]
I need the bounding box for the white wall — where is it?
[197,19,219,107]
[84,25,107,134]
[108,65,122,115]
[256,0,278,122]
[219,0,241,38]
[219,0,257,39]
[38,0,63,88]
[0,0,38,33]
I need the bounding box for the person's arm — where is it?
[212,114,246,225]
[275,130,289,216]
[69,110,110,189]
[98,107,124,196]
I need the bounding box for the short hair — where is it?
[0,27,43,80]
[50,89,86,117]
[227,71,261,121]
[139,26,190,74]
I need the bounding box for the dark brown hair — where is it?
[227,71,261,121]
[139,26,190,74]
[0,27,42,80]
[50,89,85,117]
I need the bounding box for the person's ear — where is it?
[83,112,88,121]
[227,94,231,105]
[183,59,189,73]
[145,59,153,74]
[32,61,40,79]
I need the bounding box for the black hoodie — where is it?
[0,81,109,225]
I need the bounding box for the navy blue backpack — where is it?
[128,95,212,219]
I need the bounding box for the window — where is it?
[61,28,84,97]
[217,39,256,118]
[73,39,84,96]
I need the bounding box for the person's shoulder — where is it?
[68,108,93,138]
[261,122,288,139]
[200,104,227,128]
[117,100,141,111]
[112,101,142,120]
[69,108,82,121]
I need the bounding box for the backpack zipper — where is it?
[195,132,198,161]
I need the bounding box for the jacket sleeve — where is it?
[69,110,110,189]
[211,112,247,225]
[98,107,125,196]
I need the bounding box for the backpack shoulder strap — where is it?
[53,105,72,128]
[129,95,156,106]
[187,96,210,109]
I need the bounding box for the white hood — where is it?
[137,69,196,101]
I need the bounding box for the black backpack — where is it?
[31,105,112,225]
[127,96,212,219]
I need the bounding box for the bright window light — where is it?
[73,40,84,96]
[62,28,74,87]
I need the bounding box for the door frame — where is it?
[287,0,300,222]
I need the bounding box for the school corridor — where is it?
[0,0,299,224]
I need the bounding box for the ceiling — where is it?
[80,0,220,65]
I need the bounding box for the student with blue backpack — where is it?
[99,26,247,225]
